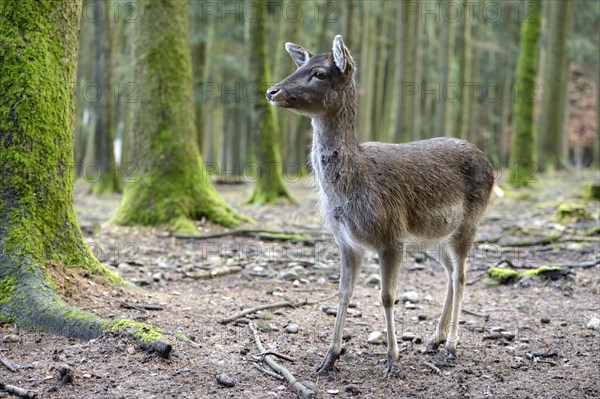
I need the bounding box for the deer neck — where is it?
[310,92,365,196]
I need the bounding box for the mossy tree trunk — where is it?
[112,0,243,231]
[508,0,541,187]
[0,1,169,354]
[89,0,120,194]
[246,0,294,205]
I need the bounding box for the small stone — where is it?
[417,314,428,321]
[560,321,568,327]
[127,345,136,354]
[152,272,163,282]
[285,324,299,334]
[401,291,419,303]
[327,389,340,394]
[413,336,423,344]
[364,273,381,285]
[349,302,358,309]
[587,317,600,330]
[404,302,416,309]
[501,331,516,341]
[541,317,551,324]
[215,373,235,388]
[368,331,384,345]
[322,306,337,316]
[344,383,360,394]
[401,332,416,341]
[58,364,74,384]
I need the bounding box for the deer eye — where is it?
[314,71,326,80]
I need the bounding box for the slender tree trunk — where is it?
[89,0,120,194]
[412,11,423,140]
[444,13,456,137]
[246,0,294,204]
[113,0,243,231]
[537,0,573,171]
[455,0,472,140]
[508,0,541,187]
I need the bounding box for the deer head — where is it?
[266,35,356,117]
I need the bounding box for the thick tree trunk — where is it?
[508,0,541,187]
[0,0,169,356]
[113,0,243,230]
[246,0,294,205]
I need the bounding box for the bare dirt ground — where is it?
[1,171,599,399]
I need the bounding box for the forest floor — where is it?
[1,171,599,399]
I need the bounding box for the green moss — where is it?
[555,203,592,224]
[486,266,564,285]
[106,319,164,344]
[0,277,16,306]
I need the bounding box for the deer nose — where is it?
[266,87,280,101]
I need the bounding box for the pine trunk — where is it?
[113,0,243,231]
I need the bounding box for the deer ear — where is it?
[285,42,313,68]
[332,35,351,73]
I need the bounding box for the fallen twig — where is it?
[220,299,307,325]
[0,382,36,399]
[120,302,164,311]
[0,357,18,372]
[249,323,314,399]
[256,351,296,363]
[423,361,441,375]
[462,308,490,320]
[251,361,285,380]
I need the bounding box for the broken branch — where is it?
[249,323,314,399]
[0,357,18,372]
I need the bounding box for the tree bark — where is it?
[508,0,541,187]
[246,0,294,204]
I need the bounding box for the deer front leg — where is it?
[316,245,364,374]
[379,247,402,377]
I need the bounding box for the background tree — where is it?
[88,0,120,194]
[508,0,541,187]
[246,0,294,205]
[112,0,243,231]
[537,0,573,171]
[0,0,169,354]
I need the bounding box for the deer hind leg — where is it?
[378,246,403,377]
[445,242,468,359]
[423,244,454,353]
[316,245,364,374]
